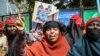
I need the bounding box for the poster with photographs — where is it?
[32,1,58,24]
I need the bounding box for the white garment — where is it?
[0,35,7,49]
[0,35,8,56]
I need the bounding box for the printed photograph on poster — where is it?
[32,1,58,23]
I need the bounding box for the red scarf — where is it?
[25,33,70,56]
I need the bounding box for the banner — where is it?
[83,10,97,23]
[58,9,80,26]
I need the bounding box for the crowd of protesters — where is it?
[0,14,100,56]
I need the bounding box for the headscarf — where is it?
[43,21,66,33]
[86,17,100,28]
[85,17,100,41]
[25,21,70,56]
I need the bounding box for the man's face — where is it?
[7,24,16,35]
[45,28,60,42]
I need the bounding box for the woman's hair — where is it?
[43,21,66,34]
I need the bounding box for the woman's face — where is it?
[7,24,16,35]
[86,21,100,40]
[87,21,100,29]
[45,28,60,42]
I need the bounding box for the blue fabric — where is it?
[68,35,100,56]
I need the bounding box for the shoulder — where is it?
[26,41,42,49]
[25,41,42,54]
[0,35,7,40]
[32,41,42,46]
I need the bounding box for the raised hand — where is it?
[16,13,25,34]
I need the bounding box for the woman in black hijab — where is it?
[67,17,100,56]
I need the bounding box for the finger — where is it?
[17,13,24,23]
[16,19,25,31]
[16,20,23,27]
[16,15,25,26]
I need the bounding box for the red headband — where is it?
[0,21,3,30]
[5,18,16,25]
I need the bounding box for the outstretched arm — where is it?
[15,13,26,56]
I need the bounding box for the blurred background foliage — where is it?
[8,0,96,13]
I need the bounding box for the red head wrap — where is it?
[0,21,3,30]
[84,17,100,30]
[5,18,16,25]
